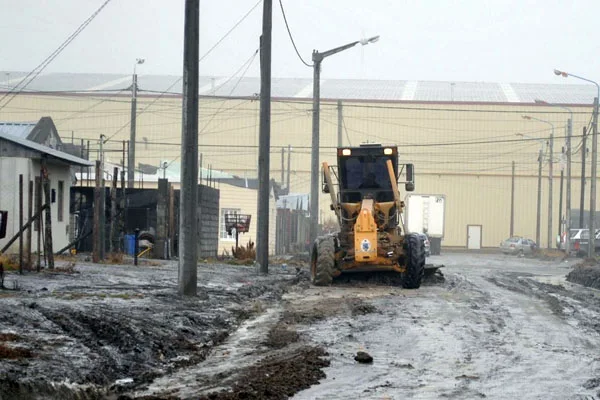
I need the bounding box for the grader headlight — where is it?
[342,149,352,156]
[384,148,393,155]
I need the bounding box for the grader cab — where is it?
[311,143,425,288]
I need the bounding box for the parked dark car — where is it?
[418,233,431,257]
[500,236,537,256]
[568,229,600,257]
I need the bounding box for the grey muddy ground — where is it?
[2,253,600,399]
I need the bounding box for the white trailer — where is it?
[405,194,446,255]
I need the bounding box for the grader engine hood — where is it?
[354,199,378,261]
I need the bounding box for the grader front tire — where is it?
[311,237,336,286]
[402,233,425,289]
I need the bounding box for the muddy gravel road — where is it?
[2,253,600,399]
[292,253,600,400]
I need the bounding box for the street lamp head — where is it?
[359,35,380,46]
[136,58,145,65]
[554,69,568,77]
[522,115,532,120]
[534,99,547,104]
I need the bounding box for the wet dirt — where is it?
[2,253,600,399]
[197,346,330,400]
[292,254,600,399]
[0,261,304,400]
[566,263,600,290]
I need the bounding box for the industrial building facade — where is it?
[0,73,597,249]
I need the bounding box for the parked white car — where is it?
[499,236,537,256]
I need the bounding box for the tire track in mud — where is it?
[293,271,600,399]
[131,282,382,399]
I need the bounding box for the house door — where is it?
[467,225,482,250]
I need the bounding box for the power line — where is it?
[103,1,262,144]
[199,0,262,65]
[0,0,112,112]
[278,0,312,67]
[55,88,128,123]
[165,49,260,169]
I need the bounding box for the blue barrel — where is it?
[124,234,136,255]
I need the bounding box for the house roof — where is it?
[0,121,36,139]
[0,131,93,167]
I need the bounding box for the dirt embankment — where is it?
[566,261,600,290]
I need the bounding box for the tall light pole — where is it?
[128,58,145,188]
[535,99,573,253]
[555,69,599,257]
[521,116,555,249]
[310,35,379,246]
[517,133,547,246]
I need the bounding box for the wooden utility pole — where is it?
[121,169,126,241]
[256,0,272,274]
[128,75,139,188]
[581,127,587,228]
[536,149,542,246]
[18,175,23,275]
[93,160,101,263]
[37,170,41,271]
[559,146,564,244]
[27,180,32,270]
[287,144,291,192]
[41,159,54,269]
[337,100,343,147]
[510,161,515,237]
[110,167,118,253]
[178,0,200,296]
[588,97,599,258]
[86,141,90,186]
[281,147,285,185]
[80,139,84,188]
[168,184,175,256]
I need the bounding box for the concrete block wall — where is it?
[197,185,219,258]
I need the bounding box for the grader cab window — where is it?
[339,155,396,203]
[340,156,393,190]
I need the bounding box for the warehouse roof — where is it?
[0,71,597,104]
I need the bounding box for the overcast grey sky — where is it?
[1,0,599,84]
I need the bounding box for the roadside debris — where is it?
[354,351,373,364]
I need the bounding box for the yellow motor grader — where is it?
[311,143,425,288]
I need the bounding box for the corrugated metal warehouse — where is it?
[1,72,597,249]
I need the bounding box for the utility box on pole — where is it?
[405,194,446,255]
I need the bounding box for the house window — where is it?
[220,208,241,239]
[58,181,64,222]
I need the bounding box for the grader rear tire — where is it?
[311,236,336,286]
[402,233,425,289]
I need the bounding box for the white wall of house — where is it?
[0,157,72,255]
[217,183,277,257]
